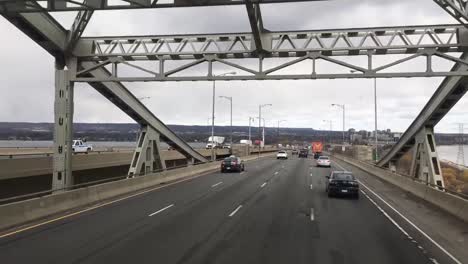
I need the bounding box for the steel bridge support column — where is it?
[410,127,445,189]
[52,68,74,191]
[128,125,166,177]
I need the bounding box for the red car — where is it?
[221,156,245,173]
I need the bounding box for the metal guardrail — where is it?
[332,153,468,201]
[0,150,277,205]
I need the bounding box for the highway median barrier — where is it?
[332,154,468,224]
[0,152,275,232]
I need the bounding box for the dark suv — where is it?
[298,149,308,158]
[325,171,359,199]
[221,156,245,173]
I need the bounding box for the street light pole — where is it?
[332,104,345,146]
[248,117,255,143]
[323,119,332,144]
[210,71,236,161]
[374,77,379,162]
[219,96,233,145]
[258,104,272,149]
[277,120,286,138]
[211,79,216,161]
[351,70,379,161]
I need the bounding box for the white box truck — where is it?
[206,136,225,149]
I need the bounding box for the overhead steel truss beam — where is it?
[434,0,468,25]
[378,52,468,167]
[0,0,325,12]
[75,24,467,60]
[245,0,268,54]
[1,7,66,60]
[71,24,468,81]
[66,8,94,52]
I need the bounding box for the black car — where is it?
[325,171,359,199]
[221,156,245,173]
[298,149,308,158]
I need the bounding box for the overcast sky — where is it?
[0,0,467,133]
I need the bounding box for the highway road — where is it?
[0,155,459,264]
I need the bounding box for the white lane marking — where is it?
[260,182,267,188]
[359,182,462,264]
[310,173,313,177]
[148,204,174,217]
[211,182,223,188]
[310,184,313,190]
[310,208,315,221]
[274,171,279,175]
[0,166,219,239]
[334,161,346,171]
[240,172,245,175]
[229,205,243,217]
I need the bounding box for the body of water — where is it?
[1,140,466,165]
[436,145,468,166]
[0,140,207,150]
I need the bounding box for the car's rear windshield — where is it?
[278,151,286,153]
[319,156,329,160]
[224,158,236,162]
[332,173,355,180]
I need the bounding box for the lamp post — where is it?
[350,70,379,161]
[323,119,332,144]
[219,96,233,145]
[259,104,272,149]
[210,71,236,161]
[277,119,286,138]
[331,104,345,146]
[248,117,255,143]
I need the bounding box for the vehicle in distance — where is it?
[277,150,288,159]
[312,141,323,159]
[222,143,231,149]
[221,156,244,172]
[298,149,308,158]
[325,171,359,199]
[240,139,252,146]
[316,156,331,167]
[206,136,225,149]
[72,140,92,154]
[291,149,299,155]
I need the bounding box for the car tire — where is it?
[327,191,333,198]
[354,193,360,199]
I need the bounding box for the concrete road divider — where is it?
[332,154,468,224]
[0,153,274,232]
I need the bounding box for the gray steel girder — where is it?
[80,61,209,163]
[75,24,467,60]
[377,52,468,167]
[66,8,94,52]
[0,0,326,12]
[0,10,66,60]
[434,0,468,25]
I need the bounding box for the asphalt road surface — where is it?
[0,156,451,264]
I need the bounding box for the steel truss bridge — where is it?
[1,0,468,191]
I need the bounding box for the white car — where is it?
[317,156,331,167]
[276,150,288,160]
[72,140,93,154]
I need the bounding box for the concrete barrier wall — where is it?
[0,153,273,231]
[0,149,231,180]
[333,154,468,224]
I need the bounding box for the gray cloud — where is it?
[0,0,467,134]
